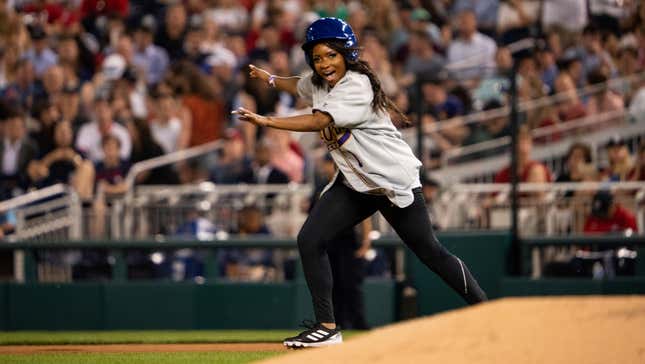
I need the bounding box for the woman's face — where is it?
[312,43,347,88]
[54,120,73,147]
[568,147,586,169]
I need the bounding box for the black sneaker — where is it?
[283,321,343,349]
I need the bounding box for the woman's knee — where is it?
[297,226,324,255]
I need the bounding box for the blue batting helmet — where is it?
[301,17,359,68]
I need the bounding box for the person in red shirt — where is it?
[494,125,553,184]
[80,0,128,19]
[583,190,637,234]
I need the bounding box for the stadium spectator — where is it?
[94,134,130,196]
[446,9,497,79]
[585,69,625,116]
[542,0,587,33]
[1,59,38,111]
[209,127,252,184]
[360,32,397,97]
[205,0,249,34]
[536,44,560,94]
[556,142,596,185]
[24,24,58,77]
[601,136,634,182]
[126,118,180,185]
[615,43,641,101]
[56,34,94,83]
[0,107,38,199]
[156,3,188,61]
[583,190,637,234]
[240,138,289,185]
[132,17,169,86]
[463,99,509,148]
[628,143,645,181]
[219,204,275,281]
[496,0,539,46]
[28,119,95,198]
[400,29,445,89]
[552,73,587,124]
[182,17,209,68]
[264,128,304,183]
[495,125,553,184]
[30,99,60,157]
[75,93,132,163]
[37,64,64,106]
[148,89,188,155]
[168,61,225,147]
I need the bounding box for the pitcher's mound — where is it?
[261,296,645,364]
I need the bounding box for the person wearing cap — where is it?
[234,17,487,348]
[601,136,634,182]
[583,190,637,235]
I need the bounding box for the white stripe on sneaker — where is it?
[316,330,330,336]
[311,332,324,339]
[306,334,319,341]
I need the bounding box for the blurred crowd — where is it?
[2,0,645,235]
[1,0,645,282]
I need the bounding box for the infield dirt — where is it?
[260,295,645,364]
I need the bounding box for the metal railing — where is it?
[436,182,645,235]
[122,139,226,239]
[0,183,82,242]
[126,183,313,239]
[0,183,82,283]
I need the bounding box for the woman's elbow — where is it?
[312,111,332,130]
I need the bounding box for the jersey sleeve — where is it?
[314,74,373,128]
[296,73,314,106]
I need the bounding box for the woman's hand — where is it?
[248,64,271,83]
[232,107,270,127]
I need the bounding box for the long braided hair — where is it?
[308,40,409,126]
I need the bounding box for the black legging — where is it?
[297,177,488,323]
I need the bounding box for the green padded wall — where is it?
[104,283,195,329]
[7,283,103,330]
[408,231,511,316]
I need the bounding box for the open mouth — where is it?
[322,70,336,82]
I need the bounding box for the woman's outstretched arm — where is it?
[249,64,300,96]
[233,107,332,132]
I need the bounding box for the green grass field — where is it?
[0,330,364,364]
[0,352,284,364]
[0,330,297,345]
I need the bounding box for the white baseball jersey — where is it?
[297,70,422,207]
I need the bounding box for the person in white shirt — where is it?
[149,92,184,154]
[446,9,497,79]
[233,17,487,349]
[75,94,132,163]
